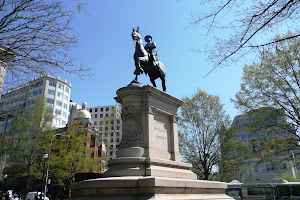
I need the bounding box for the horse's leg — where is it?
[135,59,144,73]
[135,74,138,81]
[150,77,157,88]
[161,76,166,92]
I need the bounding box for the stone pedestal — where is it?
[69,84,233,200]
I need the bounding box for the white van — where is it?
[26,192,49,200]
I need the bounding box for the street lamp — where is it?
[41,153,48,200]
[44,134,70,199]
[3,174,7,190]
[291,151,298,181]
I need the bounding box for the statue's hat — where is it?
[144,35,152,41]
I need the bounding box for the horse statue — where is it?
[131,27,166,91]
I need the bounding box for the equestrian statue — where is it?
[131,27,166,91]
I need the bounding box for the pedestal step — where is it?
[70,176,233,200]
[104,157,197,180]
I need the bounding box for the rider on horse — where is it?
[144,35,158,69]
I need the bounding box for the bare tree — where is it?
[185,0,300,76]
[0,0,90,90]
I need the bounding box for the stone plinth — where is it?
[104,84,196,179]
[69,84,233,200]
[71,177,231,200]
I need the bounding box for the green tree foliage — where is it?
[0,0,90,90]
[275,172,299,182]
[234,34,300,156]
[179,88,247,180]
[185,0,299,75]
[1,98,54,194]
[217,125,249,182]
[50,121,103,186]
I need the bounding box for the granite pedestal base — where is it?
[104,157,197,180]
[69,85,232,200]
[70,176,232,200]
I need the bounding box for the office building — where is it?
[0,44,17,96]
[231,108,298,181]
[72,102,106,172]
[69,104,122,161]
[88,105,122,161]
[0,74,71,138]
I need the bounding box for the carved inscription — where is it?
[153,111,171,152]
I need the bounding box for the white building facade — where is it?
[87,105,122,161]
[232,110,298,181]
[0,44,17,96]
[0,74,71,138]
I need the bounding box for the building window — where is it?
[90,108,92,112]
[56,100,62,106]
[95,108,98,112]
[117,126,120,130]
[94,121,97,125]
[111,113,115,117]
[65,95,68,101]
[105,121,108,125]
[106,107,109,111]
[105,126,108,131]
[117,120,120,124]
[111,126,114,130]
[100,121,103,125]
[47,98,54,104]
[62,120,66,125]
[111,132,114,136]
[55,118,60,124]
[100,114,103,118]
[106,114,108,117]
[58,84,64,90]
[65,87,70,93]
[105,133,107,137]
[57,92,62,97]
[63,103,67,109]
[111,120,114,124]
[99,127,102,131]
[117,132,120,136]
[110,138,114,143]
[33,90,38,96]
[283,163,287,169]
[63,111,67,118]
[94,114,97,118]
[48,89,55,95]
[101,108,103,112]
[39,89,42,94]
[49,81,56,87]
[255,166,258,172]
[55,109,61,115]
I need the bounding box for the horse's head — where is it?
[131,26,141,42]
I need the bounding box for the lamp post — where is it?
[41,153,48,200]
[44,134,70,199]
[291,151,298,181]
[3,174,7,190]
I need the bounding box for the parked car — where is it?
[26,192,49,200]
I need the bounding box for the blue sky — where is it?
[62,0,245,120]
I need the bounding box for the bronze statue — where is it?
[131,27,166,91]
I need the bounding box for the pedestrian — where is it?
[13,193,18,200]
[5,193,9,200]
